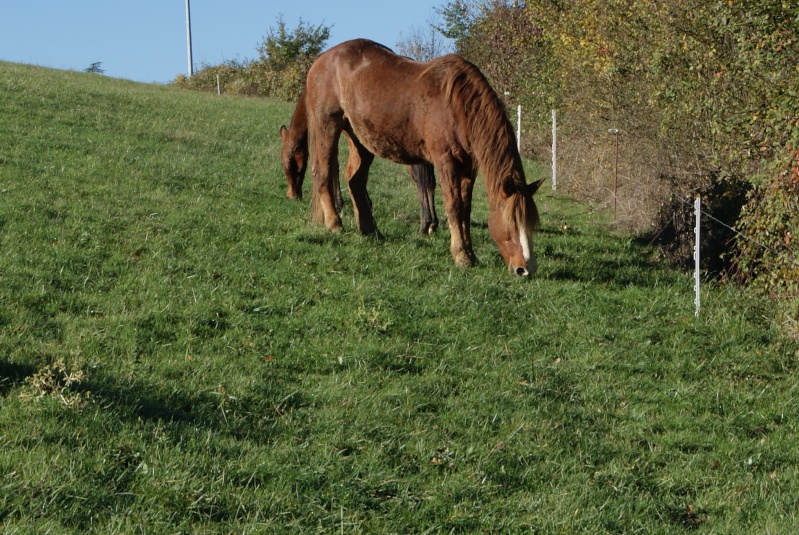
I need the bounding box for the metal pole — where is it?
[185,0,194,77]
[516,105,522,152]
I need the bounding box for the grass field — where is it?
[1,61,798,534]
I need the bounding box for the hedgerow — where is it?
[438,0,798,298]
[172,15,328,101]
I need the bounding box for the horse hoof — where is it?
[454,252,476,268]
[327,218,343,232]
[362,228,383,241]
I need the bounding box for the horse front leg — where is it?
[438,167,477,268]
[310,127,343,232]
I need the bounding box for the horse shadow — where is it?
[74,367,308,444]
[2,355,306,446]
[538,227,678,288]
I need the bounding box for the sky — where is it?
[0,1,448,84]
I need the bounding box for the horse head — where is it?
[488,178,545,277]
[279,125,306,200]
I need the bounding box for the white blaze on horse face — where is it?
[519,228,537,274]
[519,228,531,263]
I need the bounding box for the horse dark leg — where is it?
[459,175,475,255]
[343,133,380,238]
[409,164,438,235]
[334,178,344,213]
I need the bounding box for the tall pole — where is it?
[185,0,194,76]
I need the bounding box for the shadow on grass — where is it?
[0,361,37,396]
[541,237,681,288]
[78,368,310,443]
[545,256,668,287]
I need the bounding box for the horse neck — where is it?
[290,93,309,146]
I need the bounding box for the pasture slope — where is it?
[1,61,797,534]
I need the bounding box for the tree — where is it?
[246,15,331,100]
[395,20,450,61]
[436,1,552,155]
[434,0,481,47]
[257,14,330,73]
[85,62,104,75]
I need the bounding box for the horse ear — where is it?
[279,125,289,142]
[527,178,546,195]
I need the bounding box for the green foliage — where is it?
[2,60,799,533]
[256,14,329,72]
[173,58,261,96]
[250,14,330,100]
[437,1,554,156]
[172,15,329,101]
[84,61,104,75]
[733,150,799,299]
[434,0,479,43]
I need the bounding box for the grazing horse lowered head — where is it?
[303,39,544,276]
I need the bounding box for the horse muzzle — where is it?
[510,255,537,277]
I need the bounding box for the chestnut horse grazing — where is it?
[279,90,310,201]
[305,39,544,276]
[280,90,438,234]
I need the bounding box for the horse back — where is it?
[305,40,465,165]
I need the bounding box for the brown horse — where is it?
[304,39,544,276]
[280,91,438,235]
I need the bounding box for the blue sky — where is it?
[1,1,447,84]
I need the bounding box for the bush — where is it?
[732,149,799,298]
[438,0,799,295]
[173,59,260,96]
[651,173,751,275]
[172,16,329,102]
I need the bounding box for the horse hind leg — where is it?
[343,132,380,238]
[409,164,438,235]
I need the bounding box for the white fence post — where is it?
[694,196,701,317]
[551,109,557,191]
[517,105,522,152]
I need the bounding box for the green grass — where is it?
[1,61,798,534]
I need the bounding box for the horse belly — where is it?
[341,65,435,164]
[348,117,426,165]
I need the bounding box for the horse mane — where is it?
[503,186,540,234]
[434,55,538,232]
